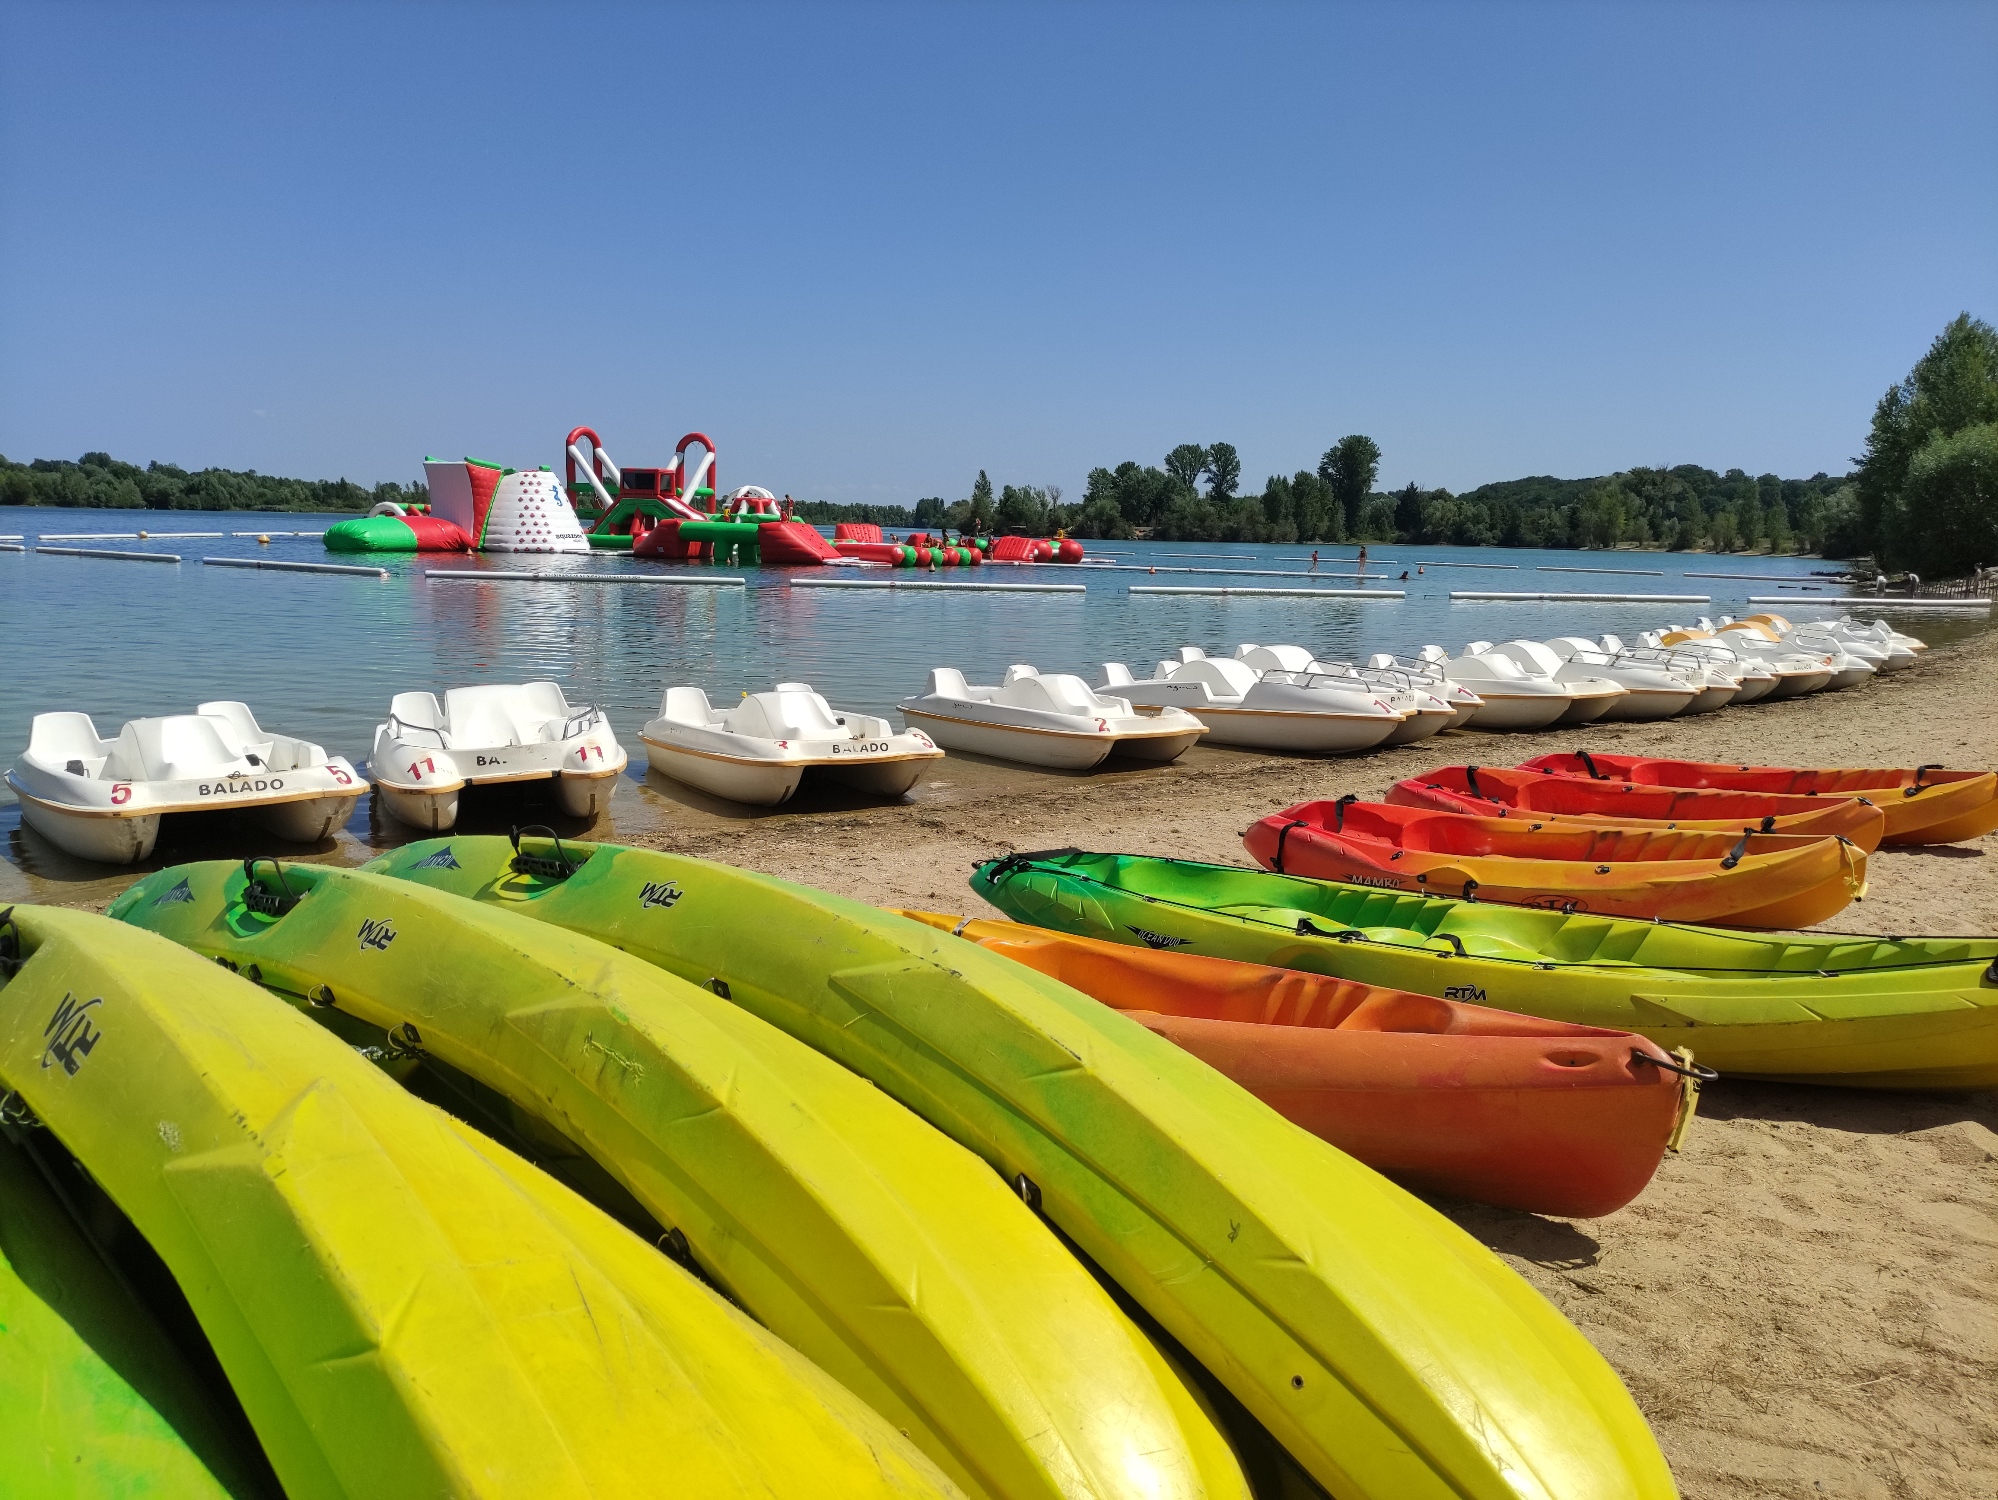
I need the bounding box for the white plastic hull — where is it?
[554,768,621,819]
[13,786,360,865]
[1462,694,1573,731]
[899,709,1116,770]
[1382,707,1454,745]
[1728,675,1779,704]
[1550,693,1620,727]
[376,782,463,832]
[1105,727,1208,762]
[1679,684,1740,715]
[822,757,932,796]
[644,741,805,806]
[1822,664,1876,692]
[1179,707,1401,754]
[1767,670,1832,698]
[17,797,161,864]
[1597,689,1697,722]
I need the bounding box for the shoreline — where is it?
[7,626,1992,1496]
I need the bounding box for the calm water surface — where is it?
[3,506,1981,898]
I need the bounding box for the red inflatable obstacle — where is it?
[758,520,844,564]
[831,523,982,567]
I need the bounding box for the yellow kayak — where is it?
[1,904,957,1500]
[362,834,1680,1500]
[110,861,1247,1500]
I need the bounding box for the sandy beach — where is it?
[610,626,1998,1500]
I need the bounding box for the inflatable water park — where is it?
[322,425,1086,566]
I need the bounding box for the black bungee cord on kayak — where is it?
[241,858,301,917]
[509,825,580,882]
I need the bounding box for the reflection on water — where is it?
[3,504,1982,901]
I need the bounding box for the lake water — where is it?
[3,505,1982,899]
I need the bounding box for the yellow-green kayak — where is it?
[6,903,956,1500]
[362,833,1680,1500]
[0,1127,275,1499]
[968,849,1998,1089]
[110,861,1245,1500]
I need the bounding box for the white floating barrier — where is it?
[1399,560,1521,569]
[1450,591,1710,603]
[0,542,25,553]
[35,546,180,564]
[1744,595,1990,610]
[231,530,325,538]
[427,569,746,586]
[204,556,389,579]
[788,577,1085,593]
[1685,571,1841,582]
[1128,585,1404,599]
[37,531,225,541]
[1534,566,1666,576]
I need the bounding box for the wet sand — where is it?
[7,628,1993,1498]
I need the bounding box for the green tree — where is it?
[1393,482,1424,539]
[1899,423,1998,576]
[995,484,1051,534]
[1202,442,1241,501]
[1319,435,1381,537]
[967,469,995,533]
[1856,313,1998,568]
[1164,444,1208,493]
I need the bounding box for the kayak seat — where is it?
[26,712,112,779]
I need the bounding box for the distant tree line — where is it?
[1853,312,1998,578]
[0,451,424,513]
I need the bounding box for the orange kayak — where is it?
[1245,797,1869,926]
[896,912,1697,1217]
[1390,763,1889,851]
[1517,751,1998,844]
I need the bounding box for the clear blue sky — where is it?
[3,2,1993,505]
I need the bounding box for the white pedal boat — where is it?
[643,683,943,806]
[1630,632,1781,703]
[371,682,626,831]
[1656,629,1835,697]
[1104,648,1405,753]
[898,665,1205,770]
[1465,641,1626,726]
[1365,654,1486,730]
[1595,634,1747,712]
[1416,645,1580,731]
[7,703,364,864]
[1229,645,1455,746]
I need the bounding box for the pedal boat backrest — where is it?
[25,712,114,779]
[104,715,254,782]
[728,687,846,741]
[656,686,725,728]
[388,692,447,746]
[925,667,978,701]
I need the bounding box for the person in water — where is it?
[1310,549,1319,572]
[1357,544,1369,566]
[1399,570,1410,581]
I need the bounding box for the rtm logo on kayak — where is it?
[411,847,461,871]
[358,918,397,952]
[1443,984,1489,1005]
[152,877,194,907]
[639,880,683,911]
[41,993,102,1076]
[198,778,285,796]
[1126,925,1193,950]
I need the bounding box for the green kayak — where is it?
[363,833,1679,1500]
[970,850,1998,1090]
[0,1130,273,1499]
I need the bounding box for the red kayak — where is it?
[1245,797,1865,926]
[1390,763,1889,851]
[1517,751,1998,845]
[898,912,1700,1217]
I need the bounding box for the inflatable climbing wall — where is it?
[423,459,590,554]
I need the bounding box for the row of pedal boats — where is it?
[6,819,1994,1498]
[2,612,1927,860]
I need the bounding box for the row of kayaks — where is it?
[3,838,1688,1499]
[1236,753,1998,927]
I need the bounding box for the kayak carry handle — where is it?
[1759,814,1776,832]
[240,858,301,917]
[1294,917,1368,942]
[1332,793,1358,832]
[1631,1050,1718,1083]
[1271,820,1309,872]
[1429,933,1468,958]
[1719,829,1753,871]
[1464,764,1484,800]
[0,907,19,979]
[509,825,579,881]
[1905,764,1940,797]
[1575,749,1606,779]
